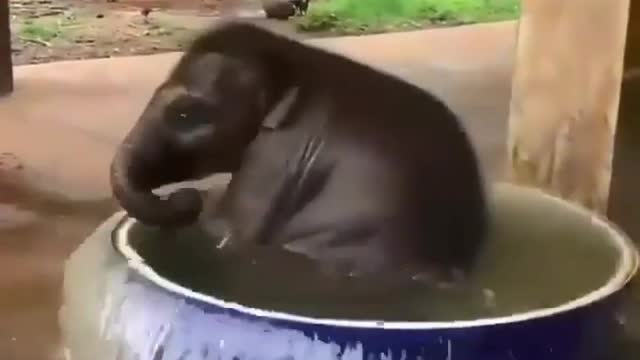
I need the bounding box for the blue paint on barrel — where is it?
[62,184,638,360]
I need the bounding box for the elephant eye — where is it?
[175,110,207,127]
[166,99,213,130]
[165,100,215,144]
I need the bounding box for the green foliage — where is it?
[297,0,521,34]
[20,22,61,42]
[19,16,78,45]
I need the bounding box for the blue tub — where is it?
[61,184,639,360]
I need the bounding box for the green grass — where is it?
[297,0,521,34]
[20,22,61,43]
[19,16,78,45]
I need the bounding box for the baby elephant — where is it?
[110,20,489,282]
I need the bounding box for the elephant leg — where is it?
[282,220,386,276]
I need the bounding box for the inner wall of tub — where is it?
[121,186,620,322]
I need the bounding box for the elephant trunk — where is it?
[110,134,203,228]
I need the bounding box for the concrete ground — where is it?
[0,21,516,360]
[0,20,516,202]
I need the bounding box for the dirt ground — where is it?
[9,0,318,65]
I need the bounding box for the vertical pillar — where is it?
[0,0,12,96]
[606,1,640,354]
[506,0,630,213]
[609,0,640,242]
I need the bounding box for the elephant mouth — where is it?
[110,139,205,228]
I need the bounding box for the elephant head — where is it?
[111,22,304,227]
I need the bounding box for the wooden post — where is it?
[607,1,640,354]
[608,0,640,241]
[506,0,630,213]
[0,0,12,96]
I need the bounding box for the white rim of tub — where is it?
[112,183,640,330]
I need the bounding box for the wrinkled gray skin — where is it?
[111,20,489,280]
[111,52,272,227]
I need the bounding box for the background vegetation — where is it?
[298,0,521,34]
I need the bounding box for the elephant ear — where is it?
[261,86,301,129]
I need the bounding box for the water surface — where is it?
[67,187,621,325]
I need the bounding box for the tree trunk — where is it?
[506,0,630,213]
[0,0,12,96]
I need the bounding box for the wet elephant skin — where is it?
[110,20,490,280]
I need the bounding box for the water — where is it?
[62,185,621,327]
[122,189,620,322]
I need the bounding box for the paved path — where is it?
[0,20,516,202]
